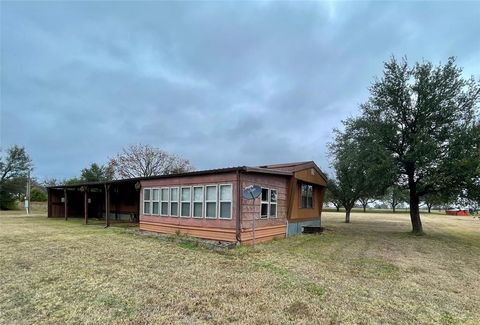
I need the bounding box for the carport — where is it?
[47,179,141,226]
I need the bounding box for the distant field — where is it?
[0,211,479,324]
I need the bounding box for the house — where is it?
[47,161,327,244]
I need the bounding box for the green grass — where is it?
[0,209,479,324]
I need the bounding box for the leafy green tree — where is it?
[0,146,32,209]
[30,187,47,202]
[80,162,114,182]
[384,185,408,213]
[329,119,395,223]
[323,187,341,212]
[361,57,480,234]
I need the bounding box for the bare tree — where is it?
[110,144,194,179]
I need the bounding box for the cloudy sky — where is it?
[1,1,479,180]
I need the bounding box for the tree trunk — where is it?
[407,171,423,234]
[362,204,367,213]
[392,204,396,213]
[428,205,432,213]
[336,205,340,212]
[345,209,351,223]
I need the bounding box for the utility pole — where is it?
[25,170,31,214]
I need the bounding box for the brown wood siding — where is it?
[140,221,237,242]
[294,168,327,186]
[140,222,286,244]
[239,173,289,230]
[139,172,239,236]
[289,182,325,220]
[240,224,286,245]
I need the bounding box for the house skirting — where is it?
[287,218,321,236]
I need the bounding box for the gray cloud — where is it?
[1,1,479,180]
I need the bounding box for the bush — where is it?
[30,187,47,202]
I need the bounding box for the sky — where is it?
[1,1,479,181]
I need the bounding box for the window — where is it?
[270,189,277,218]
[143,189,151,214]
[181,187,191,217]
[301,184,313,208]
[161,188,169,215]
[261,188,269,219]
[170,187,179,216]
[261,188,278,218]
[205,185,217,219]
[219,184,232,219]
[152,189,160,215]
[193,186,204,218]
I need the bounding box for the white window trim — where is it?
[160,187,169,216]
[270,189,278,218]
[152,188,161,215]
[143,188,152,215]
[205,184,218,219]
[192,186,204,218]
[169,187,179,217]
[260,187,278,219]
[218,183,233,220]
[180,186,192,218]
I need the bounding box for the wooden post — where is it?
[64,188,68,221]
[47,188,52,218]
[84,187,88,225]
[105,184,110,227]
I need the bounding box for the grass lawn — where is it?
[1,210,479,324]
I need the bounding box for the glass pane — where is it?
[270,190,277,203]
[181,188,191,201]
[220,185,232,201]
[193,202,203,217]
[181,202,190,217]
[301,184,307,197]
[170,188,178,200]
[144,202,151,214]
[152,202,159,214]
[220,202,231,219]
[194,187,203,201]
[144,189,151,201]
[206,186,216,201]
[308,185,313,198]
[302,196,308,208]
[261,188,268,202]
[152,189,159,201]
[206,202,216,218]
[270,204,276,217]
[170,202,178,216]
[307,197,313,208]
[161,188,169,201]
[161,202,168,215]
[261,203,268,217]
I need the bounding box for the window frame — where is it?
[151,188,160,215]
[143,188,152,215]
[205,184,218,219]
[180,186,192,218]
[169,187,179,217]
[300,183,314,209]
[260,187,278,219]
[159,187,169,216]
[218,183,233,220]
[269,189,278,218]
[192,186,204,219]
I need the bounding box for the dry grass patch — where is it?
[0,210,479,324]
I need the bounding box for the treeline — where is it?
[0,144,193,210]
[325,56,480,234]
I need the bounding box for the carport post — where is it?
[83,187,88,225]
[105,184,110,227]
[64,188,68,221]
